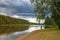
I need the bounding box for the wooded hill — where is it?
[0,15,29,34]
[0,15,29,24]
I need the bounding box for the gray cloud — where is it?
[0,0,34,16]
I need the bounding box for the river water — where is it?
[0,25,45,40]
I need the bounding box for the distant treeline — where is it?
[0,15,29,24]
[0,15,30,34]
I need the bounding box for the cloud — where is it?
[11,15,45,23]
[11,15,20,18]
[0,0,45,23]
[0,0,34,16]
[0,12,7,15]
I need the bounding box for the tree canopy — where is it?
[30,0,60,29]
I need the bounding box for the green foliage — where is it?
[30,0,60,29]
[0,15,29,34]
[45,16,55,28]
[45,16,52,25]
[30,0,47,23]
[51,0,60,29]
[0,15,29,24]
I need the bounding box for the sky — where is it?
[0,0,34,16]
[0,0,45,23]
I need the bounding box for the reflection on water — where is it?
[0,31,29,40]
[28,25,45,32]
[0,25,45,40]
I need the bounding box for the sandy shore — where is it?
[16,29,60,40]
[16,31,40,40]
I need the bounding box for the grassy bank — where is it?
[16,28,60,40]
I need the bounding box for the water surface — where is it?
[0,25,45,40]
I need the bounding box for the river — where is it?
[0,25,45,40]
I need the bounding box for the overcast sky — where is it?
[0,0,45,23]
[0,0,34,17]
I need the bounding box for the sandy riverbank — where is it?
[16,29,60,40]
